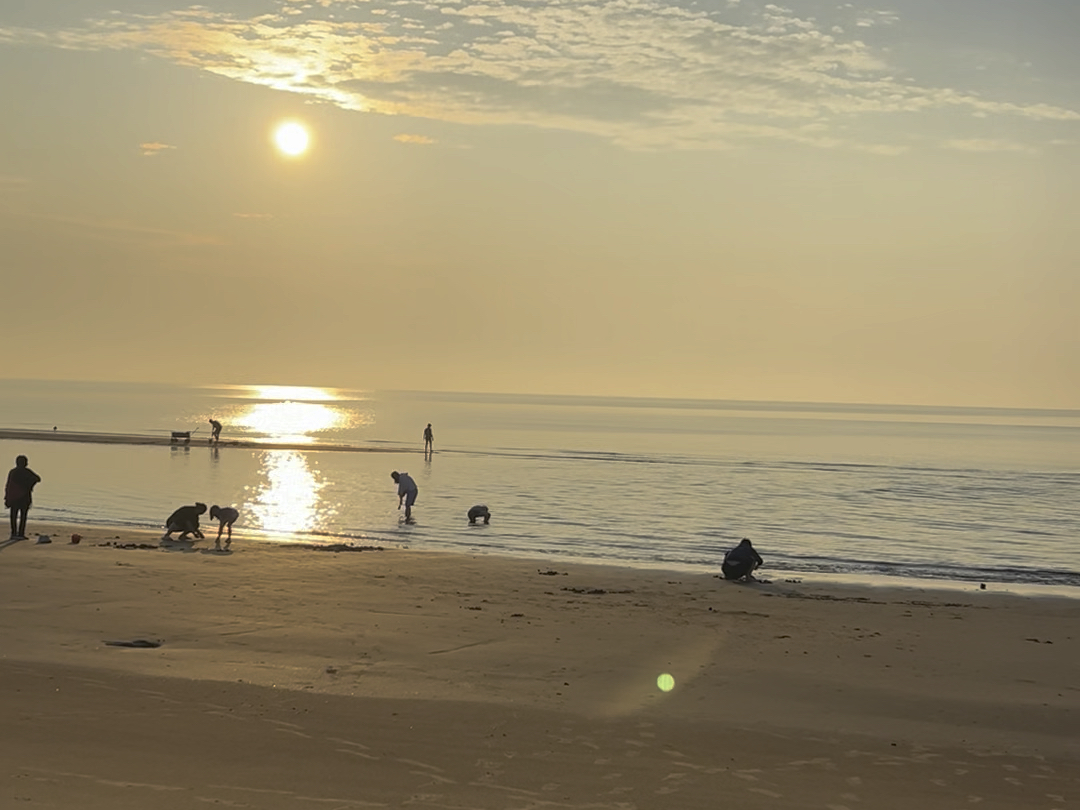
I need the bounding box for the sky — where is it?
[1,0,1077,407]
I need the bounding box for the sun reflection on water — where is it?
[245,450,332,537]
[235,401,347,443]
[218,385,370,444]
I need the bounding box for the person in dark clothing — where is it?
[162,502,207,541]
[5,455,41,540]
[467,504,491,524]
[423,424,434,457]
[209,419,223,443]
[721,538,763,582]
[209,505,239,550]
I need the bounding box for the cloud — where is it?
[232,212,275,219]
[393,133,436,144]
[140,142,177,157]
[854,143,910,156]
[2,1,1076,152]
[940,139,1035,154]
[0,175,29,187]
[854,9,900,28]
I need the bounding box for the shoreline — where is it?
[2,520,1077,807]
[24,519,1080,601]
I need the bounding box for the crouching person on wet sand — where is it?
[209,505,239,551]
[467,504,491,524]
[721,538,763,582]
[162,502,207,541]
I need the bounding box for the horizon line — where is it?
[1,376,1078,416]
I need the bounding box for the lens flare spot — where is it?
[657,673,675,692]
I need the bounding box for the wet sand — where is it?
[0,428,405,453]
[1,523,1077,808]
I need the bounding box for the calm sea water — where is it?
[1,379,1077,588]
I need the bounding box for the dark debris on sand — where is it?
[285,543,384,553]
[104,639,162,648]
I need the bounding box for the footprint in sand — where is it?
[337,749,380,760]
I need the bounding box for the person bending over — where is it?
[5,455,42,540]
[209,505,239,550]
[721,538,763,582]
[391,471,419,520]
[162,502,207,541]
[467,504,491,524]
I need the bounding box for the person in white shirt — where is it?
[391,471,419,520]
[209,504,239,550]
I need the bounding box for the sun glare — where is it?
[251,385,336,402]
[235,402,346,442]
[273,121,310,156]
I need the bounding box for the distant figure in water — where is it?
[391,471,419,521]
[423,423,434,457]
[721,538,763,582]
[209,505,239,550]
[209,419,223,444]
[5,455,42,540]
[467,504,491,525]
[162,502,207,541]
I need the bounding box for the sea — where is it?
[1,379,1078,592]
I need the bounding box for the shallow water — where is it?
[1,379,1078,588]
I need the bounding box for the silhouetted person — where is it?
[423,423,434,456]
[467,504,491,524]
[391,471,419,520]
[162,502,207,541]
[209,419,223,443]
[5,455,41,540]
[722,538,763,582]
[209,505,239,550]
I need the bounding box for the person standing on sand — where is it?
[391,471,419,521]
[209,505,239,550]
[423,423,434,456]
[721,538,763,582]
[5,455,41,540]
[209,419,223,444]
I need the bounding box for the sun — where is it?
[273,121,310,157]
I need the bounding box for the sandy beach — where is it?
[1,523,1077,809]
